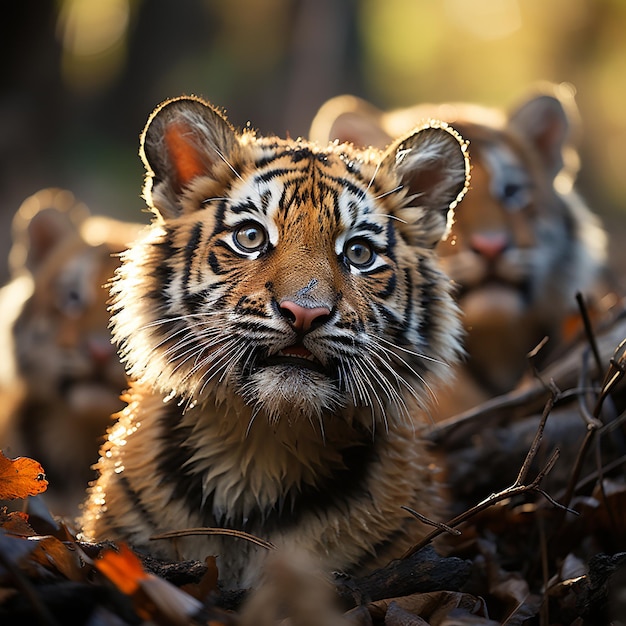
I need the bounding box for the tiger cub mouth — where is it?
[264,343,326,374]
[457,276,532,304]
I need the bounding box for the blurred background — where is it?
[1,0,625,283]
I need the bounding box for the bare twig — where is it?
[528,336,552,393]
[401,396,573,562]
[559,338,626,516]
[593,338,626,418]
[151,528,277,551]
[515,383,558,486]
[552,453,626,502]
[559,426,597,517]
[576,292,603,375]
[401,453,572,560]
[577,348,603,428]
[401,506,461,536]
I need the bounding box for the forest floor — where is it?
[1,303,626,625]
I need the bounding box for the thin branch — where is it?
[555,452,626,498]
[401,506,461,536]
[515,384,558,486]
[558,427,597,517]
[576,292,603,375]
[401,447,571,560]
[577,348,603,428]
[593,338,626,418]
[401,390,570,559]
[150,528,277,551]
[527,336,552,393]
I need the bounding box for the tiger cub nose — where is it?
[469,232,509,261]
[279,301,331,332]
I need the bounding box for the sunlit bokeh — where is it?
[2,0,626,282]
[57,0,133,94]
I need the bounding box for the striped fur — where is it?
[80,96,470,589]
[310,85,609,417]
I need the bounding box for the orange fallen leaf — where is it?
[95,544,207,625]
[0,451,47,500]
[94,543,148,596]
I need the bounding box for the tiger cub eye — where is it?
[234,222,267,252]
[344,238,374,268]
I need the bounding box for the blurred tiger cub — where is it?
[310,84,609,418]
[80,95,470,589]
[0,188,143,514]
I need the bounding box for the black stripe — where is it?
[183,223,203,292]
[230,199,261,215]
[209,199,229,238]
[400,267,414,342]
[325,334,365,347]
[256,167,297,184]
[385,219,397,262]
[415,261,441,348]
[99,473,162,538]
[234,296,270,318]
[155,398,380,534]
[208,250,225,275]
[319,172,368,199]
[375,271,397,298]
[356,221,384,235]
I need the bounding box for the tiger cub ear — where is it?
[10,188,89,276]
[309,94,392,148]
[380,122,470,247]
[140,96,238,218]
[507,87,577,179]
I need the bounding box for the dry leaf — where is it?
[0,508,36,536]
[94,543,149,596]
[180,555,220,601]
[28,536,86,581]
[368,591,490,625]
[384,601,431,625]
[95,543,205,625]
[0,451,47,500]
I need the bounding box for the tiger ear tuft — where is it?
[140,96,238,218]
[382,122,470,247]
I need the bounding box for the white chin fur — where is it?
[240,365,346,425]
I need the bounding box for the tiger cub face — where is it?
[81,96,469,586]
[113,96,469,427]
[0,188,142,513]
[10,191,137,419]
[310,86,608,413]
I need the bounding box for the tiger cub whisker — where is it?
[372,184,405,201]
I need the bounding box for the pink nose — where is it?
[87,337,116,365]
[279,301,331,332]
[469,232,509,261]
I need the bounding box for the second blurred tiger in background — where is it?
[310,83,614,419]
[0,188,143,515]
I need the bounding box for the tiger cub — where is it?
[310,85,609,418]
[0,188,143,514]
[80,95,470,589]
